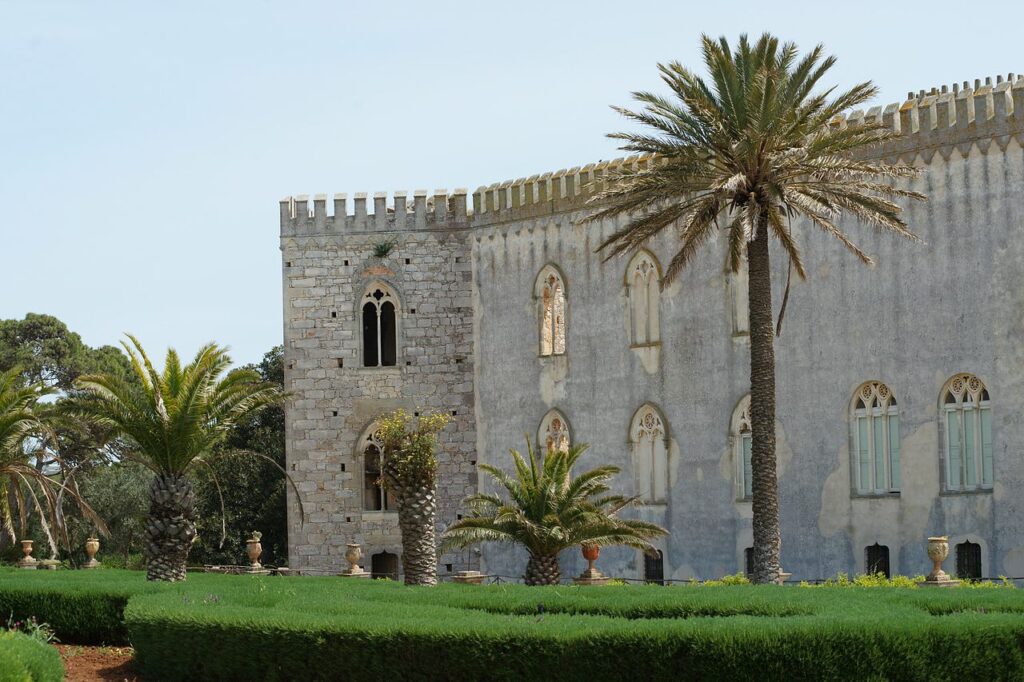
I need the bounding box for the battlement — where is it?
[279,189,469,237]
[281,73,1024,237]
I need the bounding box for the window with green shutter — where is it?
[942,375,993,492]
[851,382,899,495]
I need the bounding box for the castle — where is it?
[281,73,1024,582]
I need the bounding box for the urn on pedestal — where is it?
[573,544,609,586]
[246,531,263,571]
[83,537,101,569]
[18,540,37,569]
[340,543,370,578]
[922,536,959,587]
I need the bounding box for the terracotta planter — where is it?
[582,544,600,563]
[574,544,608,585]
[83,537,100,569]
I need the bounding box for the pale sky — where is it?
[2,0,1019,365]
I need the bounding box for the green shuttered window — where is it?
[851,382,900,495]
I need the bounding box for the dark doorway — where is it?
[371,551,399,581]
[744,547,754,578]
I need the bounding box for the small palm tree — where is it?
[0,367,105,556]
[588,34,923,583]
[69,336,288,581]
[376,409,450,586]
[442,439,666,585]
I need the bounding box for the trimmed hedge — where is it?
[0,631,63,682]
[4,569,1024,680]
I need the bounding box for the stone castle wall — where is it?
[282,73,1024,580]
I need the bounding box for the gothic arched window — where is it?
[630,404,668,504]
[942,374,993,491]
[732,396,753,500]
[362,284,398,367]
[626,251,660,346]
[538,409,571,453]
[535,266,566,357]
[361,425,396,512]
[851,381,901,494]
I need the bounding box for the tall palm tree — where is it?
[69,336,288,581]
[0,367,105,556]
[442,440,666,585]
[588,34,923,583]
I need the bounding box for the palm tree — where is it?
[69,336,288,581]
[0,367,105,556]
[442,439,666,585]
[587,34,923,583]
[376,410,450,586]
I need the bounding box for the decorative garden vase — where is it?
[574,544,608,585]
[341,543,369,577]
[83,537,101,569]
[246,537,263,570]
[18,540,37,569]
[926,536,950,581]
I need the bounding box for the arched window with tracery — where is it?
[942,374,993,491]
[362,283,398,367]
[851,381,901,494]
[535,266,566,356]
[361,425,397,511]
[732,396,753,500]
[538,409,571,453]
[626,251,660,346]
[630,404,668,504]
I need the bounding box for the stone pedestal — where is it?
[574,544,609,585]
[452,570,485,585]
[38,560,60,571]
[339,568,371,578]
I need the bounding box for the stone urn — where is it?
[18,540,37,569]
[246,531,263,570]
[924,536,956,584]
[83,537,101,569]
[574,544,608,585]
[452,570,486,585]
[340,543,369,577]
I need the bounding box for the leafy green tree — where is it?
[68,336,289,581]
[0,367,106,556]
[192,346,286,567]
[376,409,450,586]
[442,440,666,586]
[589,34,922,583]
[64,461,149,567]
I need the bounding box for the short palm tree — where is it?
[588,34,922,583]
[69,336,288,581]
[442,440,666,585]
[0,367,105,556]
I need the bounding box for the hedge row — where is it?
[0,631,63,682]
[4,570,1024,680]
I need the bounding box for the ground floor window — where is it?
[956,541,982,581]
[865,543,890,578]
[644,550,664,585]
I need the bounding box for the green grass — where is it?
[3,568,1024,680]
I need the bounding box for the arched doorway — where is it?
[371,551,399,581]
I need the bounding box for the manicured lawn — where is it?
[2,568,1024,681]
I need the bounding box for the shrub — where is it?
[0,630,63,681]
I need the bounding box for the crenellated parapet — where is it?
[281,72,1023,236]
[279,189,469,237]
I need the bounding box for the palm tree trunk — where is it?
[145,473,196,582]
[394,474,438,586]
[524,553,560,586]
[747,216,782,585]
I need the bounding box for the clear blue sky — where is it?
[2,0,1018,366]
